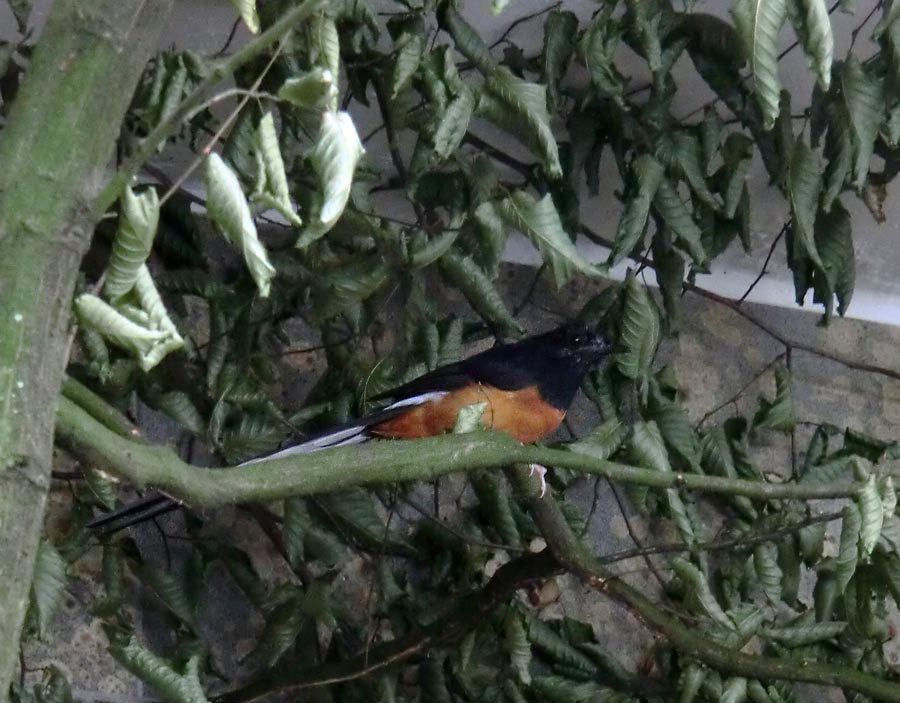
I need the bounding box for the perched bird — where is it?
[88,323,611,534]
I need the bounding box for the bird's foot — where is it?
[528,463,548,497]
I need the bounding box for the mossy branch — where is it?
[57,392,866,509]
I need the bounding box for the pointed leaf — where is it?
[617,276,660,379]
[841,56,884,191]
[205,152,275,297]
[608,155,665,267]
[788,0,833,90]
[278,68,337,110]
[753,367,794,431]
[836,502,861,593]
[105,186,160,299]
[481,68,562,178]
[255,112,301,227]
[439,252,522,336]
[542,10,579,109]
[653,180,708,268]
[497,191,603,286]
[29,540,67,639]
[858,474,883,557]
[731,0,788,129]
[432,87,475,160]
[789,141,824,270]
[229,0,259,33]
[109,638,208,703]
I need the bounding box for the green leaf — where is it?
[480,68,562,178]
[653,179,708,268]
[105,186,160,299]
[731,0,788,129]
[858,474,883,557]
[74,294,168,366]
[471,472,521,547]
[789,141,824,271]
[254,112,301,227]
[840,56,884,191]
[753,367,794,431]
[432,87,475,160]
[608,155,665,267]
[811,199,854,318]
[630,421,696,544]
[788,0,833,90]
[581,10,626,108]
[29,540,67,639]
[762,620,846,645]
[754,542,783,602]
[453,401,488,434]
[504,610,532,685]
[672,133,720,210]
[679,663,707,703]
[204,152,275,297]
[721,678,748,703]
[542,10,579,110]
[616,276,660,379]
[252,595,305,666]
[836,502,862,593]
[299,111,365,245]
[391,27,424,97]
[496,191,603,287]
[310,14,340,108]
[139,565,197,627]
[527,617,597,672]
[277,67,337,110]
[439,252,522,336]
[567,418,627,460]
[109,638,208,703]
[648,386,702,469]
[672,558,733,628]
[228,0,259,33]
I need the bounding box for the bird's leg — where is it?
[527,463,548,497]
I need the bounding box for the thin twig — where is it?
[488,2,562,50]
[737,222,788,304]
[696,351,787,428]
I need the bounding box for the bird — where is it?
[88,323,611,535]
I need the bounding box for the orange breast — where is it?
[370,384,565,444]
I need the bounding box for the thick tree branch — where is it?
[57,394,868,511]
[0,0,173,695]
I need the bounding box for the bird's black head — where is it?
[514,323,612,411]
[542,323,612,369]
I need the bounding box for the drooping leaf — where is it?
[527,617,597,672]
[653,179,708,268]
[504,609,532,685]
[567,418,628,460]
[480,68,562,178]
[542,10,579,110]
[753,367,794,431]
[811,199,855,318]
[229,0,259,33]
[788,0,833,90]
[789,141,824,271]
[105,186,160,300]
[836,502,862,593]
[762,620,847,646]
[471,472,521,547]
[74,294,170,370]
[299,111,365,245]
[432,87,475,160]
[391,24,425,97]
[731,0,789,129]
[754,542,783,602]
[254,112,301,227]
[277,67,338,110]
[204,152,275,297]
[630,421,696,544]
[617,276,660,379]
[671,133,720,210]
[672,558,733,628]
[109,638,208,703]
[28,540,67,639]
[858,474,884,557]
[439,252,522,336]
[608,155,665,267]
[310,14,340,108]
[581,10,626,108]
[840,56,884,191]
[496,191,603,286]
[139,565,197,628]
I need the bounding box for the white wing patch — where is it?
[238,392,448,466]
[384,391,447,410]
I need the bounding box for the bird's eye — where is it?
[573,335,582,344]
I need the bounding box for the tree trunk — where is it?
[0,1,172,697]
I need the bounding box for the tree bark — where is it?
[0,1,173,697]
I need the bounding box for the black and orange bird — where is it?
[89,323,611,534]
